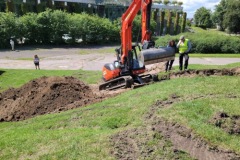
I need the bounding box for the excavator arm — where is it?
[121,0,153,64]
[141,0,152,43]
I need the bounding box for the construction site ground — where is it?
[1,46,240,159]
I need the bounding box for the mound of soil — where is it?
[146,63,165,74]
[0,76,107,122]
[209,112,240,135]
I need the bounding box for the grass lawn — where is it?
[0,63,240,159]
[189,62,240,70]
[190,54,240,58]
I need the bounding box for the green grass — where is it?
[1,75,239,159]
[0,69,102,92]
[188,62,240,70]
[78,46,117,55]
[158,77,240,153]
[0,63,240,159]
[190,54,240,58]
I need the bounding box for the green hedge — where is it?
[0,12,21,48]
[155,28,240,53]
[0,10,156,48]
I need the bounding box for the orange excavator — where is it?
[99,0,175,90]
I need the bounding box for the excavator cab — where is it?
[127,44,145,70]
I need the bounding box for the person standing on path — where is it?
[177,35,192,71]
[34,55,40,70]
[165,40,177,72]
[10,38,15,51]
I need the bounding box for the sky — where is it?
[180,0,221,18]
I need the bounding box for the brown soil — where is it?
[209,112,240,135]
[0,76,119,122]
[146,63,166,74]
[169,67,240,79]
[111,94,240,160]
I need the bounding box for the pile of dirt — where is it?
[209,112,240,135]
[0,76,109,122]
[146,63,166,74]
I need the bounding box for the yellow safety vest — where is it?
[179,39,189,53]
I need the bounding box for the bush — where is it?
[0,10,164,48]
[0,12,22,48]
[68,13,85,44]
[155,28,240,53]
[80,14,118,44]
[132,15,157,42]
[36,9,69,44]
[48,10,70,44]
[19,13,38,44]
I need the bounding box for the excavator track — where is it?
[99,76,133,91]
[99,74,158,91]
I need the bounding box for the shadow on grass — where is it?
[0,70,5,76]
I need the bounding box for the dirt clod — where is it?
[209,112,240,135]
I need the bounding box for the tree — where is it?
[212,0,240,33]
[159,10,165,35]
[21,3,28,15]
[181,12,187,32]
[223,0,240,33]
[163,0,170,6]
[166,10,172,34]
[0,12,19,48]
[6,0,14,12]
[177,1,183,6]
[212,0,228,31]
[174,12,179,34]
[19,13,39,44]
[194,7,213,29]
[172,0,177,6]
[154,0,162,4]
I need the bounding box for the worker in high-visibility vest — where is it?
[177,35,192,71]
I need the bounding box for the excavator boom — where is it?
[121,0,152,64]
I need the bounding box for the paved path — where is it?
[0,47,240,70]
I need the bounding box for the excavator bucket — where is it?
[139,47,175,65]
